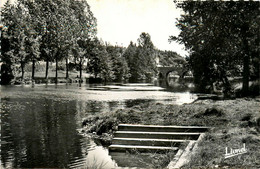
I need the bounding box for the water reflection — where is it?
[109,152,152,168]
[108,152,171,168]
[0,82,196,168]
[157,77,194,92]
[1,98,84,168]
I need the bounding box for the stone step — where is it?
[118,124,209,133]
[112,138,188,147]
[114,131,200,140]
[109,144,179,153]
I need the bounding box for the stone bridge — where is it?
[157,65,188,79]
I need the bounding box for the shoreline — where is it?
[82,97,260,168]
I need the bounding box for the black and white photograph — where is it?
[0,0,259,168]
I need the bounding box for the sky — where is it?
[0,0,188,57]
[87,0,187,56]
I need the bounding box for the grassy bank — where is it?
[9,62,90,84]
[13,69,91,84]
[82,97,260,168]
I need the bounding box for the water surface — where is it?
[0,82,196,168]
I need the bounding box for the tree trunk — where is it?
[55,57,58,84]
[32,58,35,80]
[242,35,250,96]
[258,60,260,96]
[45,59,49,80]
[222,74,232,98]
[241,23,250,96]
[242,54,250,95]
[66,57,69,79]
[79,58,82,83]
[21,62,25,81]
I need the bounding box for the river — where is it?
[0,81,197,168]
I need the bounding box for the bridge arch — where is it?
[157,66,186,80]
[166,70,180,78]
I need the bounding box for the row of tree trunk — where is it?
[20,59,84,84]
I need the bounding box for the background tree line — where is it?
[171,1,259,96]
[87,32,184,82]
[122,32,185,82]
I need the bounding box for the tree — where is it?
[106,45,130,81]
[19,0,41,81]
[137,32,157,80]
[123,41,139,81]
[71,40,86,81]
[41,0,72,83]
[1,24,14,84]
[1,0,32,81]
[123,33,157,82]
[88,39,114,81]
[52,0,74,83]
[171,1,260,96]
[158,50,186,67]
[1,1,15,84]
[138,32,154,49]
[13,0,57,80]
[70,0,97,82]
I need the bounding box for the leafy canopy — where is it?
[171,1,260,95]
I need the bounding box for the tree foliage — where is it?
[171,1,260,95]
[157,50,186,67]
[87,39,113,81]
[1,0,34,80]
[106,45,130,81]
[123,33,157,81]
[1,0,97,84]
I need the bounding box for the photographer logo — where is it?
[225,143,247,159]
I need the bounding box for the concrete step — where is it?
[118,124,209,133]
[114,131,200,140]
[112,138,188,147]
[109,144,179,153]
[109,124,208,153]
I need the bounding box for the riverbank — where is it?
[82,97,260,168]
[10,69,91,85]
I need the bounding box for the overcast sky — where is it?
[1,0,188,56]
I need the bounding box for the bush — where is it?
[0,63,14,85]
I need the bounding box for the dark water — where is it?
[0,82,196,168]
